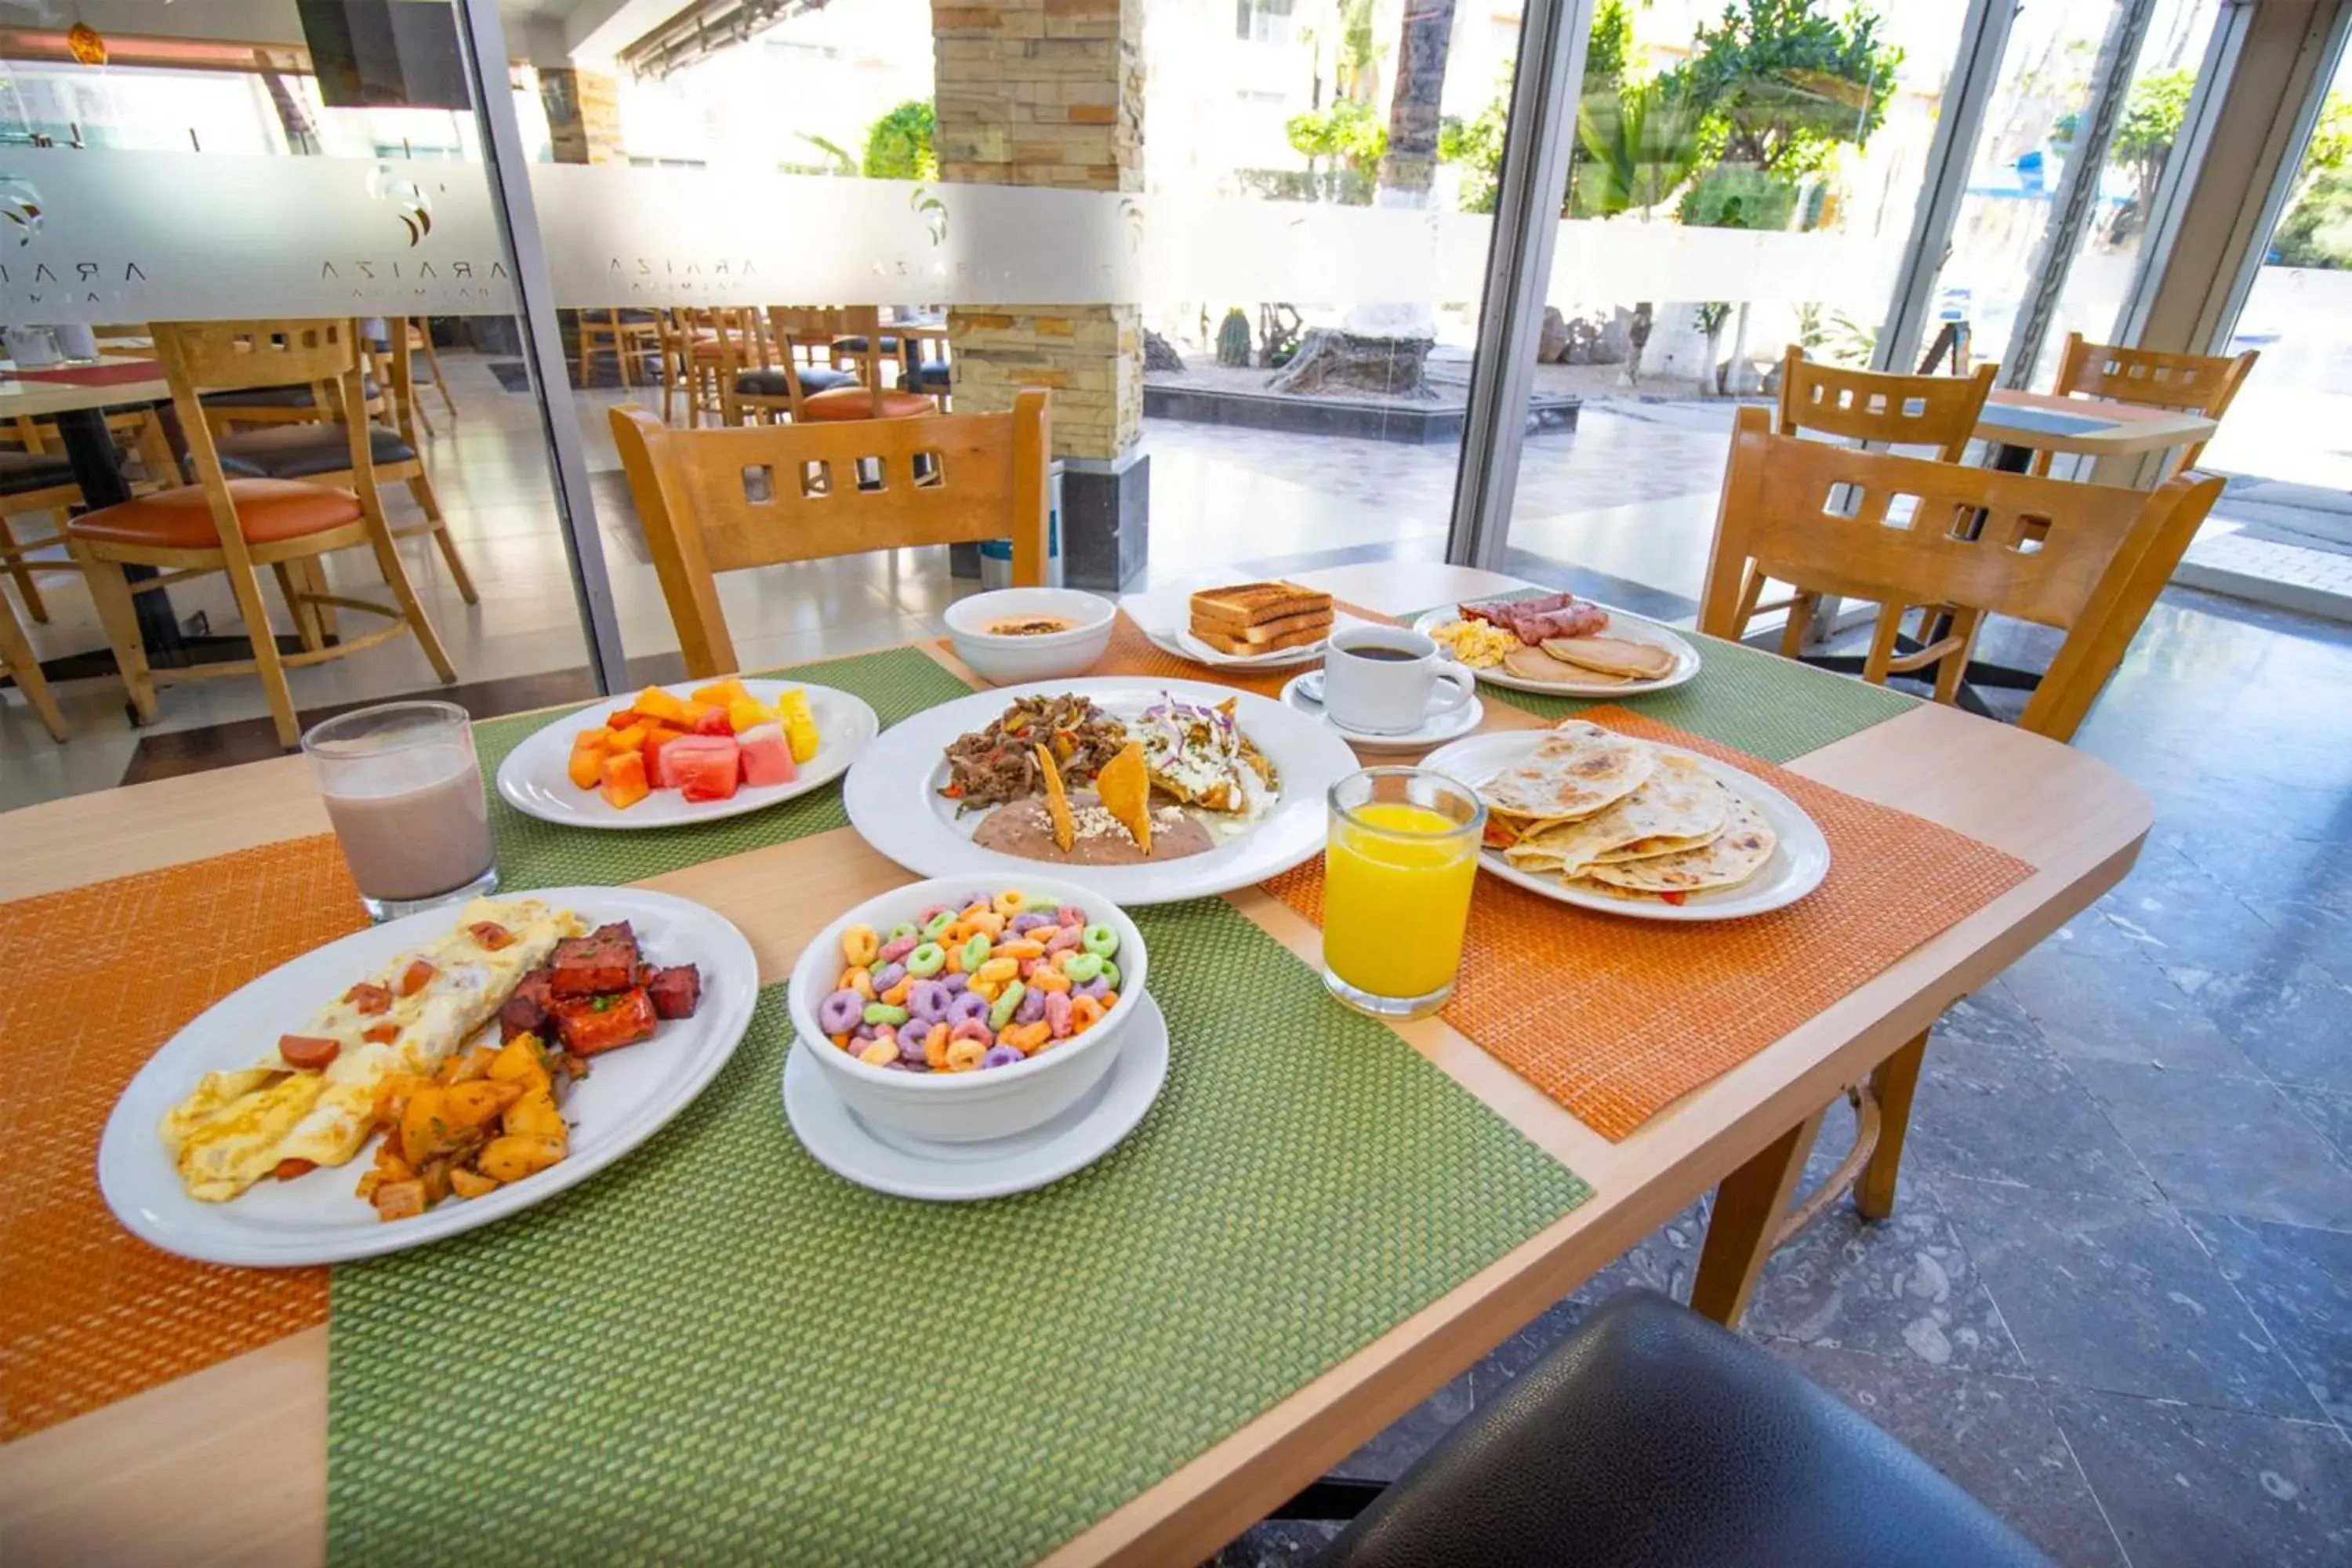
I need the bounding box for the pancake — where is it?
[1538,635,1676,681]
[1504,756,1727,877]
[1581,792,1777,896]
[1483,721,1656,828]
[1502,645,1628,686]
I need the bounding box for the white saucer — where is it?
[1279,672,1486,752]
[782,993,1170,1201]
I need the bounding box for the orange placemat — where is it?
[0,837,360,1441]
[1266,708,2035,1141]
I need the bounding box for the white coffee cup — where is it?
[1320,627,1476,735]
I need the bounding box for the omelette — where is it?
[162,898,582,1203]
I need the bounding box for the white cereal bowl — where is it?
[786,874,1147,1143]
[945,588,1117,685]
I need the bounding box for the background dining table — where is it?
[0,561,2151,1566]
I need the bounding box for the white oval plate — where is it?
[783,993,1169,1201]
[98,887,759,1267]
[1410,604,1701,698]
[495,680,879,830]
[842,677,1361,905]
[1279,672,1486,753]
[1162,622,1333,671]
[1420,731,1830,922]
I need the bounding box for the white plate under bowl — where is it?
[1410,604,1702,698]
[495,680,879,830]
[98,887,759,1266]
[1279,671,1486,753]
[841,677,1361,905]
[784,993,1168,1201]
[1420,731,1831,922]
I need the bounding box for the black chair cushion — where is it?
[735,365,857,397]
[900,362,950,393]
[212,423,415,481]
[205,377,381,409]
[1323,1290,2051,1568]
[830,336,900,355]
[0,449,77,495]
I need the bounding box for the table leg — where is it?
[1690,1107,1826,1329]
[55,405,187,666]
[1857,1028,1931,1221]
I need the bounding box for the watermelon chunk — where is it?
[736,722,797,788]
[664,735,742,803]
[691,705,735,738]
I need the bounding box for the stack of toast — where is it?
[1189,582,1334,657]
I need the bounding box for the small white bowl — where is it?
[786,874,1147,1143]
[945,588,1116,685]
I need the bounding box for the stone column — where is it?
[539,67,626,166]
[934,0,1148,589]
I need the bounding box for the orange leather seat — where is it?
[67,480,363,551]
[800,387,935,421]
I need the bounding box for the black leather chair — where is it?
[1315,1290,2050,1568]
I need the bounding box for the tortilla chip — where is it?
[1033,742,1076,855]
[1096,741,1153,854]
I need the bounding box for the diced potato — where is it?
[419,1159,453,1206]
[372,1179,427,1221]
[477,1134,567,1185]
[399,1086,474,1165]
[437,1044,499,1087]
[502,1087,568,1142]
[443,1078,524,1128]
[448,1166,501,1200]
[600,750,650,810]
[488,1033,550,1083]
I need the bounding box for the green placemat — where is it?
[1425,591,1917,763]
[328,900,1590,1564]
[472,646,975,888]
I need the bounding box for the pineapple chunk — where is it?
[778,688,821,763]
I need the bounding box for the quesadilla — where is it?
[1504,756,1728,877]
[1483,721,1656,834]
[1581,792,1777,897]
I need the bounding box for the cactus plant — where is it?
[1217,307,1253,368]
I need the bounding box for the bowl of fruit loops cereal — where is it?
[787,874,1147,1142]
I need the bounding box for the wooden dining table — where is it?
[0,560,2151,1565]
[1974,387,2220,470]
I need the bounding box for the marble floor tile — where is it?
[2288,1087,2352,1162]
[1931,1176,2313,1417]
[1326,1371,1473,1485]
[2091,842,2292,969]
[2001,945,2256,1076]
[2051,1388,2352,1568]
[2071,1062,2352,1230]
[2161,957,2352,1095]
[2185,1212,2352,1427]
[1764,1342,2125,1568]
[1204,1519,1344,1566]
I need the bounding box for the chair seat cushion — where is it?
[734,365,857,397]
[831,336,900,355]
[800,387,935,421]
[0,450,77,495]
[1323,1290,2051,1568]
[214,423,415,481]
[900,362,951,393]
[205,377,380,409]
[67,480,364,551]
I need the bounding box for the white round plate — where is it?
[1279,671,1486,753]
[1161,622,1332,671]
[495,680,879,830]
[1421,731,1831,922]
[841,677,1361,905]
[783,993,1169,1201]
[1411,604,1701,698]
[98,887,759,1266]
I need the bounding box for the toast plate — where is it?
[841,677,1360,905]
[1123,583,1370,670]
[1420,731,1830,922]
[1410,604,1701,698]
[495,680,879,830]
[98,887,758,1266]
[783,993,1169,1201]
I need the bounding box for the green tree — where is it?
[862,100,937,181]
[1664,0,1900,188]
[1440,0,1633,215]
[2271,92,2352,267]
[1287,96,1387,176]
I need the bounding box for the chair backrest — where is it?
[376,315,423,448]
[768,306,891,419]
[2051,332,2256,474]
[1699,405,2221,741]
[153,319,387,561]
[609,388,1051,677]
[1776,347,1995,462]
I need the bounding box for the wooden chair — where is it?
[215,321,478,607]
[0,564,65,740]
[1732,347,1997,702]
[608,389,1051,678]
[363,318,456,436]
[0,412,176,626]
[66,320,456,749]
[575,307,661,392]
[2037,331,2256,479]
[769,307,935,423]
[1694,404,2221,1272]
[707,307,864,426]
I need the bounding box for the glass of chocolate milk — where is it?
[301,701,497,922]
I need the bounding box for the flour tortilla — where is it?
[1504,755,1727,877]
[1581,791,1777,895]
[1539,634,1676,681]
[1483,721,1656,829]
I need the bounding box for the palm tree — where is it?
[1575,82,1704,386]
[1373,0,1457,207]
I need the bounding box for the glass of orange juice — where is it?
[1322,767,1486,1020]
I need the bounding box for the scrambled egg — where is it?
[1430,618,1520,669]
[162,898,581,1203]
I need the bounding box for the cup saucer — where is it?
[1280,673,1486,752]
